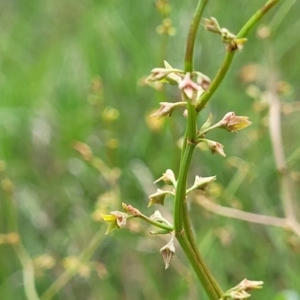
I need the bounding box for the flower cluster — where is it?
[204,17,247,51]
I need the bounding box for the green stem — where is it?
[237,0,281,38]
[139,213,174,231]
[184,0,209,72]
[181,201,223,299]
[174,143,195,232]
[177,234,223,300]
[196,0,281,112]
[175,1,223,299]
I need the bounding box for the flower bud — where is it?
[189,175,216,192]
[148,189,174,207]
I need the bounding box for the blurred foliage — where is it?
[0,0,300,299]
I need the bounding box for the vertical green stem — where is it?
[174,143,195,232]
[184,0,209,72]
[175,1,223,299]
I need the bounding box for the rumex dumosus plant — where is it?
[101,1,281,299]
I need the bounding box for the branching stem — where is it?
[174,0,281,299]
[196,0,281,112]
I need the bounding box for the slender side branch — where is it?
[139,213,174,231]
[196,0,281,112]
[196,195,289,228]
[266,61,300,237]
[196,52,234,112]
[237,0,281,38]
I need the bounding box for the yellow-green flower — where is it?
[219,112,252,132]
[101,211,127,234]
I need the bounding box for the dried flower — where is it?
[122,203,141,216]
[146,61,183,85]
[204,17,221,33]
[154,169,176,186]
[150,210,164,222]
[188,175,217,193]
[160,232,175,269]
[151,102,185,119]
[147,68,173,82]
[148,189,174,207]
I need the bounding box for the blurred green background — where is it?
[1,0,300,299]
